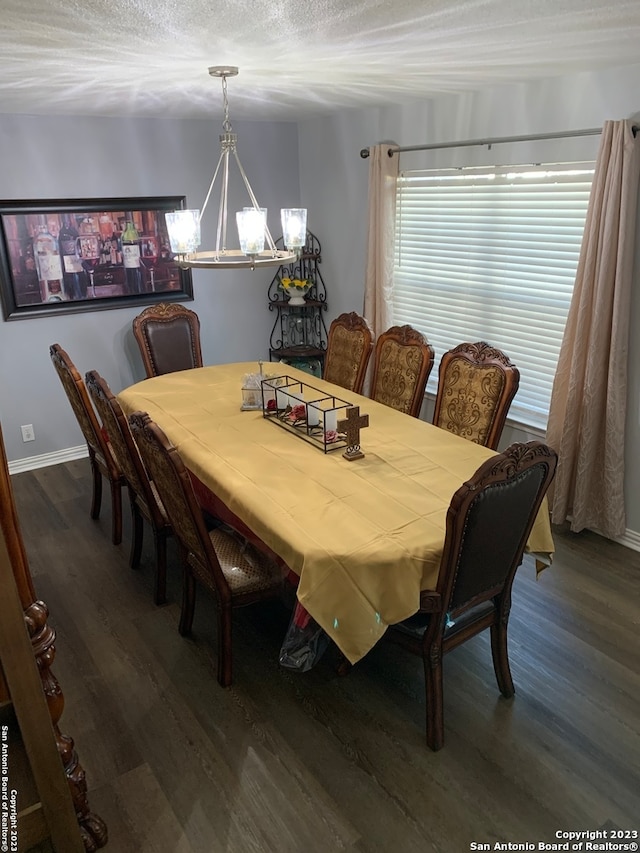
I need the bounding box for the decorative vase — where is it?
[287,292,307,306]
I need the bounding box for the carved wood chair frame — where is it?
[49,344,124,546]
[86,370,173,605]
[386,440,557,750]
[129,411,283,687]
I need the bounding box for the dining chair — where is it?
[323,312,373,394]
[132,302,203,378]
[385,440,557,750]
[49,344,125,545]
[369,324,435,417]
[129,410,284,687]
[432,341,520,450]
[85,371,172,605]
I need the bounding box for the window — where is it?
[392,163,594,430]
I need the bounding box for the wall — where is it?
[297,62,640,541]
[4,63,640,541]
[0,113,300,464]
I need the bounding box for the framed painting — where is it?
[0,196,194,320]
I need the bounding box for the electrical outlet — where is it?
[21,424,35,442]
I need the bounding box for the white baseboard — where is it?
[614,528,640,553]
[568,513,640,553]
[8,444,640,555]
[8,445,88,475]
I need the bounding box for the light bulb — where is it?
[165,210,201,254]
[236,207,267,255]
[281,208,307,250]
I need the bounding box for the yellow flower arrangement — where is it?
[279,277,311,293]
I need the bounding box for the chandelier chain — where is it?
[221,75,232,133]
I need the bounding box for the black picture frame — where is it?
[0,196,194,320]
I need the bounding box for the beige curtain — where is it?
[363,143,399,337]
[546,120,640,538]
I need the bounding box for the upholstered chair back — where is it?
[432,341,519,450]
[323,312,373,394]
[369,325,435,418]
[132,302,203,378]
[443,443,555,612]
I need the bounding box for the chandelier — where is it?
[165,66,307,270]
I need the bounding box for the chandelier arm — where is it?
[199,149,226,221]
[216,148,232,256]
[232,151,278,255]
[263,224,278,255]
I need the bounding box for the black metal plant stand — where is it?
[268,231,328,376]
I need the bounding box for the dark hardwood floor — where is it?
[10,459,640,852]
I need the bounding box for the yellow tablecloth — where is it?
[118,362,554,663]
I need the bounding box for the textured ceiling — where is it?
[2,0,640,121]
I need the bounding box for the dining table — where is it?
[117,361,554,665]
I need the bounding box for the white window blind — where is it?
[393,163,595,430]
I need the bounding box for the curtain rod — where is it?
[359,125,640,158]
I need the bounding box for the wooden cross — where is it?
[337,405,369,461]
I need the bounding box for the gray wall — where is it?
[0,113,300,462]
[297,62,640,539]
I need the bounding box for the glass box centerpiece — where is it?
[261,375,362,453]
[241,362,282,410]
